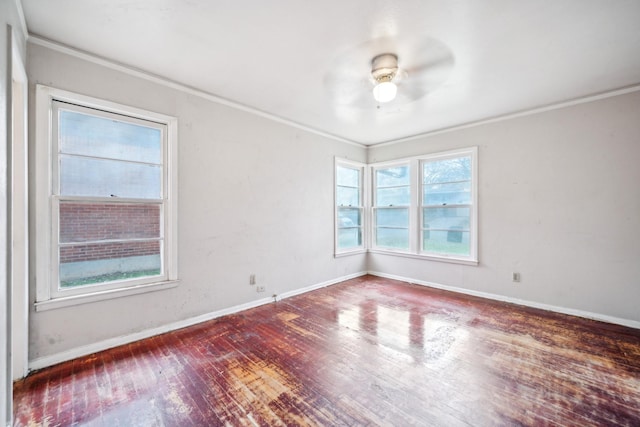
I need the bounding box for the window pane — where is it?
[59,240,161,288]
[423,156,471,184]
[60,155,161,199]
[423,207,470,231]
[423,181,471,205]
[338,228,362,249]
[60,202,160,243]
[423,230,470,256]
[338,207,361,227]
[376,166,409,187]
[376,228,409,249]
[336,165,359,187]
[376,208,408,227]
[376,186,410,206]
[336,186,359,206]
[59,110,162,164]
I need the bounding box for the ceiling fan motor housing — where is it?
[371,53,398,82]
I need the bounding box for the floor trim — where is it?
[27,272,368,372]
[276,271,367,301]
[368,271,640,330]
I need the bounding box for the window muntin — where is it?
[373,164,410,250]
[335,161,365,253]
[421,154,473,257]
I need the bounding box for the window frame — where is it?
[34,85,179,311]
[334,158,367,256]
[419,148,478,263]
[371,161,413,253]
[369,147,478,265]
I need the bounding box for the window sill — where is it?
[334,248,367,258]
[34,279,179,312]
[368,249,479,266]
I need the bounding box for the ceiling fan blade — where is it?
[324,72,372,105]
[398,37,455,73]
[403,55,454,79]
[397,62,454,101]
[396,38,454,101]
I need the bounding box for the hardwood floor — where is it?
[13,275,640,426]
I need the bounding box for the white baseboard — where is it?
[368,271,640,330]
[28,271,367,372]
[276,271,367,301]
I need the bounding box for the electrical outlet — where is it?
[512,272,521,282]
[256,285,266,293]
[249,274,256,285]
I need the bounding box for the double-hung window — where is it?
[335,159,365,254]
[421,152,475,258]
[35,86,178,310]
[368,147,478,264]
[372,163,411,250]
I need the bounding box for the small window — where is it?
[35,86,178,309]
[335,159,365,254]
[372,163,410,250]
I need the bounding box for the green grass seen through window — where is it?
[61,269,162,288]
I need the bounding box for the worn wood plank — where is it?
[13,275,640,426]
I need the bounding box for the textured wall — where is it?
[27,42,367,361]
[369,90,640,324]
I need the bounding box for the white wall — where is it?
[368,90,640,325]
[27,42,367,361]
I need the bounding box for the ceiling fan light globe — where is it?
[373,81,397,103]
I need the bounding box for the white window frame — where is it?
[371,160,414,253]
[334,158,367,256]
[369,147,478,265]
[34,85,179,311]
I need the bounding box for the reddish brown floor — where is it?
[13,275,640,426]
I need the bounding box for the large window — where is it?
[369,147,478,265]
[35,86,178,309]
[335,160,365,254]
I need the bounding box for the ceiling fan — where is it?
[324,37,455,109]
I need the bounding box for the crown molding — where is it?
[27,34,640,151]
[371,84,640,148]
[27,34,366,149]
[12,0,28,40]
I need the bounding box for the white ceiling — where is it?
[21,0,640,145]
